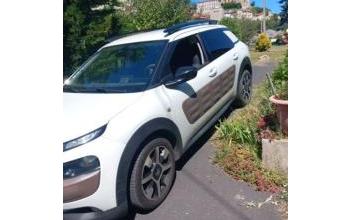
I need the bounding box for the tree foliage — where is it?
[220,16,279,44]
[279,0,288,27]
[63,0,122,76]
[220,18,260,43]
[266,15,280,30]
[272,51,288,99]
[222,2,242,10]
[130,0,191,31]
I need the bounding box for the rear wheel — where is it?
[233,68,252,107]
[129,138,176,211]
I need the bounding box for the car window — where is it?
[64,40,167,93]
[169,36,204,74]
[200,29,234,61]
[223,30,238,43]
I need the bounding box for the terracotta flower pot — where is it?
[269,95,288,135]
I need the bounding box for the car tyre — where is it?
[130,138,176,211]
[233,68,252,107]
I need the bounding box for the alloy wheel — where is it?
[141,146,173,200]
[240,70,252,102]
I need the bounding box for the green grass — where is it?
[250,45,288,64]
[213,82,287,192]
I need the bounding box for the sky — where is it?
[191,0,282,14]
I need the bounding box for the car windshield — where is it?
[64,40,167,93]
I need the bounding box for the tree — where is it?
[279,0,288,27]
[222,2,242,10]
[130,0,191,31]
[220,18,241,38]
[250,1,255,7]
[220,18,261,44]
[266,14,279,30]
[63,0,122,76]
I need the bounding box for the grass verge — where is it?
[250,45,288,64]
[214,83,287,192]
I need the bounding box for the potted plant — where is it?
[268,52,288,134]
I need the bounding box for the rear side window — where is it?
[200,29,234,61]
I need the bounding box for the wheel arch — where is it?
[115,117,182,210]
[240,56,252,74]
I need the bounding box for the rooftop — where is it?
[102,21,226,48]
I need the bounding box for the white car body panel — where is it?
[63,92,143,142]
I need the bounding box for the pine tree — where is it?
[279,0,288,27]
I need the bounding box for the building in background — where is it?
[196,0,224,20]
[220,0,250,9]
[196,0,274,21]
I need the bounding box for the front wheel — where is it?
[233,69,252,107]
[129,138,176,211]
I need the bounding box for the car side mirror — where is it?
[165,66,197,87]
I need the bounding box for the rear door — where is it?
[197,28,238,117]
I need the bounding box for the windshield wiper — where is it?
[90,87,129,93]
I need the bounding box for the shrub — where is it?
[272,51,288,99]
[255,33,271,52]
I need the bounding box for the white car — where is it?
[63,20,252,219]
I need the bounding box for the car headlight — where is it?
[63,125,107,151]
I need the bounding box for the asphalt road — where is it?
[132,62,279,220]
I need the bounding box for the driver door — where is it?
[160,35,215,145]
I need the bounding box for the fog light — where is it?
[63,156,100,179]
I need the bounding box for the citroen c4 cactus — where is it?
[63,20,252,219]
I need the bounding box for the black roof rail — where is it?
[163,19,218,36]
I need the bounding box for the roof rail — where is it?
[163,19,218,36]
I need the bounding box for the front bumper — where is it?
[63,136,126,212]
[64,170,100,203]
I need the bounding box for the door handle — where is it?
[209,68,217,77]
[233,53,239,60]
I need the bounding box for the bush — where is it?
[272,51,288,99]
[255,33,271,52]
